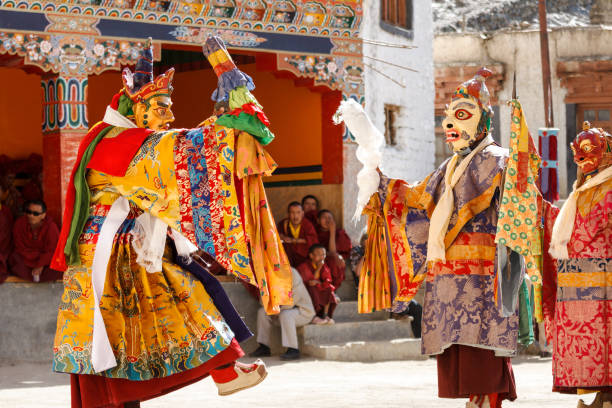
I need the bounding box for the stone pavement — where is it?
[0,356,582,407]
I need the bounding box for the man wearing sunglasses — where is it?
[8,199,61,282]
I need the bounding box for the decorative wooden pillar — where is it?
[41,74,88,223]
[321,90,344,184]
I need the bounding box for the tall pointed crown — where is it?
[452,67,493,113]
[122,38,174,103]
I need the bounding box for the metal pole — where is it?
[538,0,554,127]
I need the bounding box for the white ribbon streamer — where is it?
[91,196,130,372]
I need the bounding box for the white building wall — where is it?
[343,0,435,241]
[434,26,612,198]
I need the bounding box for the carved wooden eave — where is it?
[557,58,612,104]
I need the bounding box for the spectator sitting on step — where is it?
[251,267,316,361]
[1,172,23,218]
[349,233,367,288]
[316,209,351,290]
[0,183,13,284]
[8,200,62,283]
[297,244,337,325]
[277,201,318,267]
[301,194,319,226]
[21,172,43,202]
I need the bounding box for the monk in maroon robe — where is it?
[316,209,352,289]
[277,201,318,267]
[297,244,337,323]
[301,194,319,227]
[2,172,23,218]
[0,184,13,283]
[21,173,43,202]
[9,200,62,282]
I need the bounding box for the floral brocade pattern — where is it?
[567,182,612,259]
[422,222,518,356]
[423,275,518,356]
[554,298,612,388]
[552,180,611,390]
[54,201,234,380]
[374,145,518,355]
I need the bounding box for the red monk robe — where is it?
[9,215,62,282]
[317,228,352,288]
[304,210,318,226]
[277,218,318,267]
[0,202,13,283]
[20,179,43,202]
[297,260,337,319]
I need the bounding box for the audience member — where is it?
[392,300,423,339]
[0,184,13,283]
[9,200,62,282]
[301,194,319,226]
[21,173,43,202]
[1,173,23,218]
[277,201,318,267]
[316,209,351,289]
[251,268,316,360]
[297,244,337,324]
[349,233,367,287]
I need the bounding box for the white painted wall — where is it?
[343,0,435,241]
[434,26,612,198]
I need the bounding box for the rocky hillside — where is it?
[433,0,595,33]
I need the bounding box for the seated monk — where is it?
[0,183,13,283]
[301,194,319,226]
[1,173,23,218]
[297,244,337,324]
[316,209,352,289]
[8,200,62,282]
[21,173,43,202]
[277,201,318,267]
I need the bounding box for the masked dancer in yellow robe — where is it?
[51,37,292,408]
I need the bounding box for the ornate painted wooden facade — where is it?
[0,0,364,221]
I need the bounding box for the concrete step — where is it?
[332,300,389,322]
[302,338,426,362]
[299,318,414,345]
[334,269,358,301]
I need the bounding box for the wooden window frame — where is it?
[380,0,413,38]
[384,104,400,146]
[576,103,612,134]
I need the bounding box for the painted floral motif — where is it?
[0,0,362,38]
[0,31,148,76]
[278,54,363,99]
[169,26,267,48]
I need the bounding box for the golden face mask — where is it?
[133,95,175,131]
[442,98,482,153]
